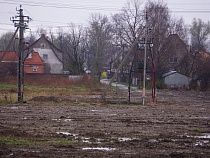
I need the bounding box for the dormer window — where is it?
[40,43,46,49]
[43,54,48,60]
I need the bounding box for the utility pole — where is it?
[11,5,31,102]
[101,28,144,101]
[142,12,148,105]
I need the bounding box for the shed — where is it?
[162,71,190,88]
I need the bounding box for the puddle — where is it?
[91,110,98,112]
[118,137,135,142]
[56,132,78,138]
[194,140,209,146]
[187,134,210,139]
[82,147,116,151]
[22,117,27,120]
[56,132,92,143]
[9,153,14,156]
[82,138,91,143]
[52,118,72,122]
[109,114,117,116]
[64,119,72,122]
[190,117,210,120]
[194,134,210,139]
[52,118,61,121]
[11,107,18,110]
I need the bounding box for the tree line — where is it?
[1,0,210,90]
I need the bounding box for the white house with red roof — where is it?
[27,34,63,74]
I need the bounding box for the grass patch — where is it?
[0,136,75,147]
[0,137,35,147]
[0,84,16,89]
[191,127,206,133]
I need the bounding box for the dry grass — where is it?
[0,75,104,103]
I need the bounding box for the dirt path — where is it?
[0,90,210,157]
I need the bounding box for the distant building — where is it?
[0,51,44,75]
[24,52,44,74]
[27,34,63,74]
[0,51,18,75]
[159,34,189,74]
[0,51,18,63]
[162,71,190,88]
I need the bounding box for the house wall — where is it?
[24,64,44,74]
[164,73,189,88]
[33,48,63,74]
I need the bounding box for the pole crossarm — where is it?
[101,28,144,101]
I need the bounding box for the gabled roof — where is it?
[161,34,188,53]
[162,71,189,78]
[24,52,44,65]
[0,51,18,62]
[162,71,177,78]
[29,34,63,62]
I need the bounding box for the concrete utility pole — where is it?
[11,5,31,102]
[142,12,148,105]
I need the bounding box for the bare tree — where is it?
[61,23,87,75]
[0,32,18,51]
[189,51,210,90]
[88,13,113,77]
[169,17,189,43]
[190,18,210,52]
[111,0,144,81]
[144,0,171,77]
[112,0,144,45]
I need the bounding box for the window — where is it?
[43,54,48,60]
[32,66,38,72]
[40,43,46,49]
[169,57,178,63]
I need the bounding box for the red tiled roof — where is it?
[0,52,18,62]
[24,52,44,65]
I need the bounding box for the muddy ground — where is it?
[0,89,210,158]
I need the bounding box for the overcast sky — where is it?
[0,0,210,36]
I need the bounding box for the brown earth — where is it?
[0,89,210,158]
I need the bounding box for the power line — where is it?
[0,0,123,12]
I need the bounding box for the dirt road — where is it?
[0,90,210,157]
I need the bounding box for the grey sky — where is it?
[0,0,210,36]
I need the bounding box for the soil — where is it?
[0,89,210,158]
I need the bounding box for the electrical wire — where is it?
[0,0,123,12]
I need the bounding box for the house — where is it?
[159,34,189,74]
[0,51,18,75]
[24,52,44,74]
[162,71,190,88]
[0,51,44,75]
[27,34,63,74]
